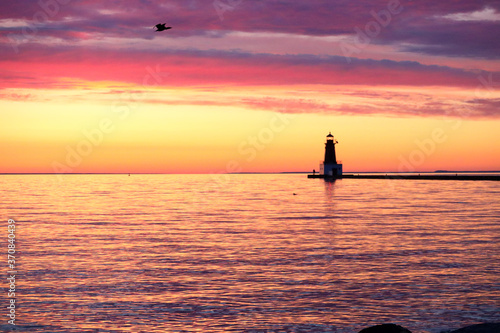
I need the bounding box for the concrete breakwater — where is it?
[308,174,500,181]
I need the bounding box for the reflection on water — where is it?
[1,174,499,332]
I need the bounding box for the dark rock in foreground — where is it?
[448,323,500,333]
[358,324,412,333]
[358,323,500,333]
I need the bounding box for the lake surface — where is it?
[1,174,499,332]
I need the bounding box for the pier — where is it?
[307,173,500,181]
[309,133,500,181]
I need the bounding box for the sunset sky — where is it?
[1,0,499,173]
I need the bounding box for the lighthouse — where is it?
[320,132,343,177]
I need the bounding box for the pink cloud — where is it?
[0,46,489,90]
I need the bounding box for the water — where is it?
[1,174,499,332]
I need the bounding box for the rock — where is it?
[448,323,500,333]
[358,324,412,333]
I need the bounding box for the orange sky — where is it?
[1,1,500,173]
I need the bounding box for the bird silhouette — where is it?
[154,23,171,31]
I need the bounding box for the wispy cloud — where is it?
[441,7,500,22]
[108,87,500,119]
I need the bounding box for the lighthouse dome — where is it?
[326,132,334,138]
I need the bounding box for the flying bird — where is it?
[154,23,171,32]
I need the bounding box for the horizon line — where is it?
[1,170,500,175]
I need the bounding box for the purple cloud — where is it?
[1,0,498,59]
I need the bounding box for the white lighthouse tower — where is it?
[320,132,342,177]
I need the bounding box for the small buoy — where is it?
[293,193,297,195]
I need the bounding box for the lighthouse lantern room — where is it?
[320,132,343,176]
